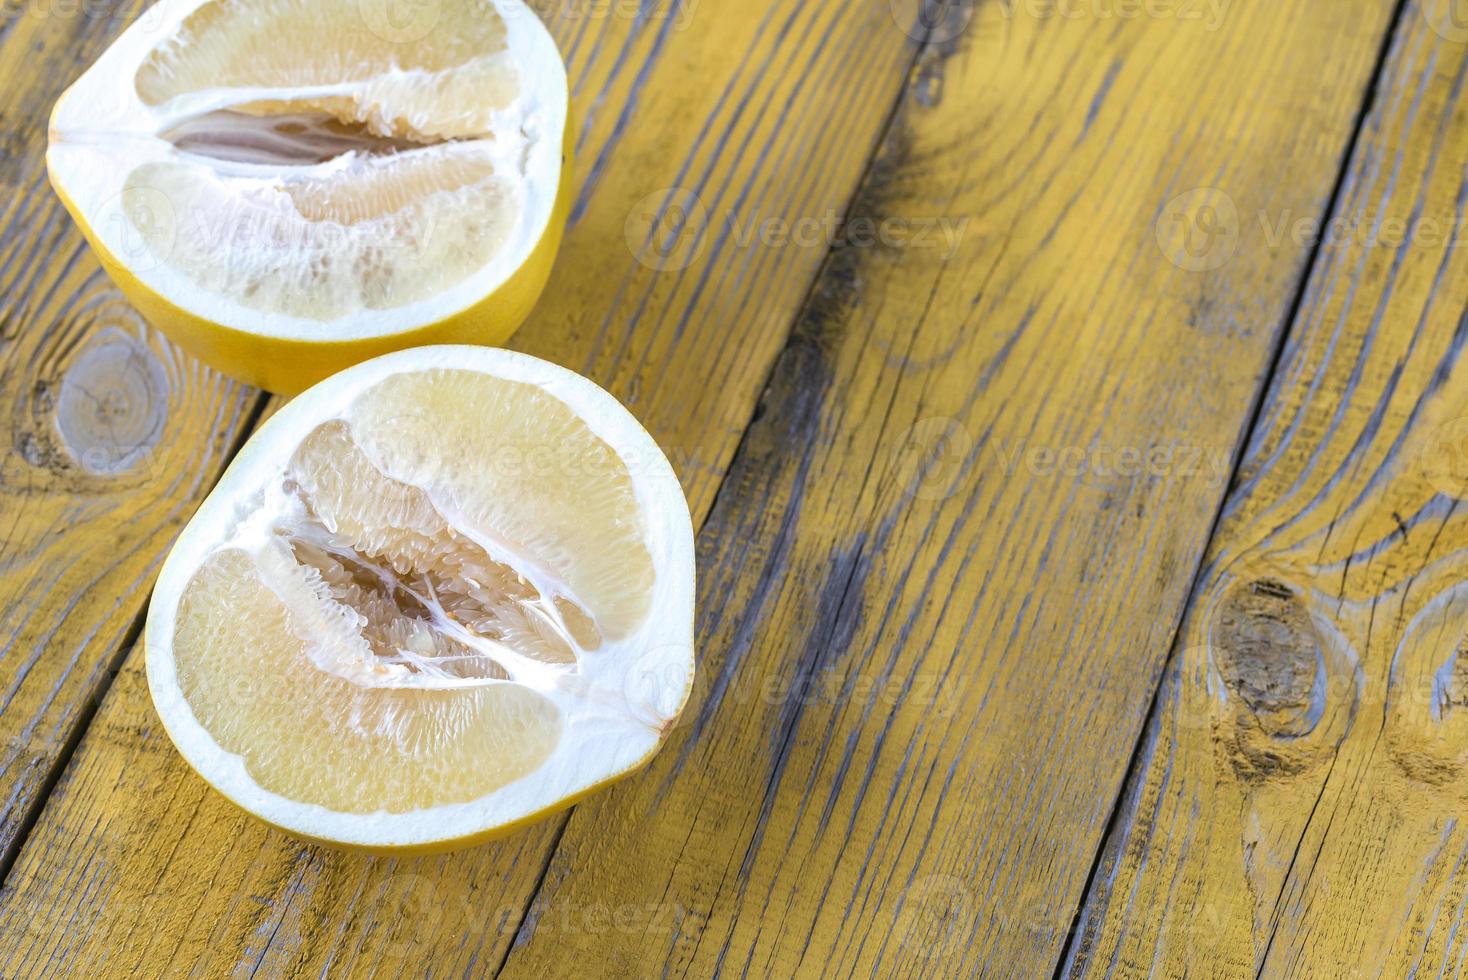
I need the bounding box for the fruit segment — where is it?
[343,369,656,641]
[122,148,517,319]
[288,418,589,672]
[134,0,519,138]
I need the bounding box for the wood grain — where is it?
[0,0,264,873]
[493,1,1405,976]
[1064,1,1468,975]
[0,0,943,975]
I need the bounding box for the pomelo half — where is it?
[145,346,695,852]
[48,0,570,393]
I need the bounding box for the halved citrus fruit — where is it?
[48,0,569,394]
[145,347,695,852]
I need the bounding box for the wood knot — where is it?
[1213,578,1321,737]
[52,326,169,476]
[1204,572,1357,782]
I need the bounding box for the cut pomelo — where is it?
[48,0,569,394]
[145,347,695,852]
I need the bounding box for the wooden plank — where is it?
[0,0,942,976]
[0,0,266,871]
[491,2,1405,976]
[1063,1,1468,975]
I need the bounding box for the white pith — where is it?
[145,347,696,848]
[47,0,567,341]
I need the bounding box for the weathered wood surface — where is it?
[1065,1,1468,975]
[0,0,267,872]
[0,0,946,976]
[0,0,1445,977]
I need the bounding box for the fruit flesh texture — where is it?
[123,149,517,320]
[172,370,655,813]
[122,0,531,320]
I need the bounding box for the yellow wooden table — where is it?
[2,0,1467,975]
